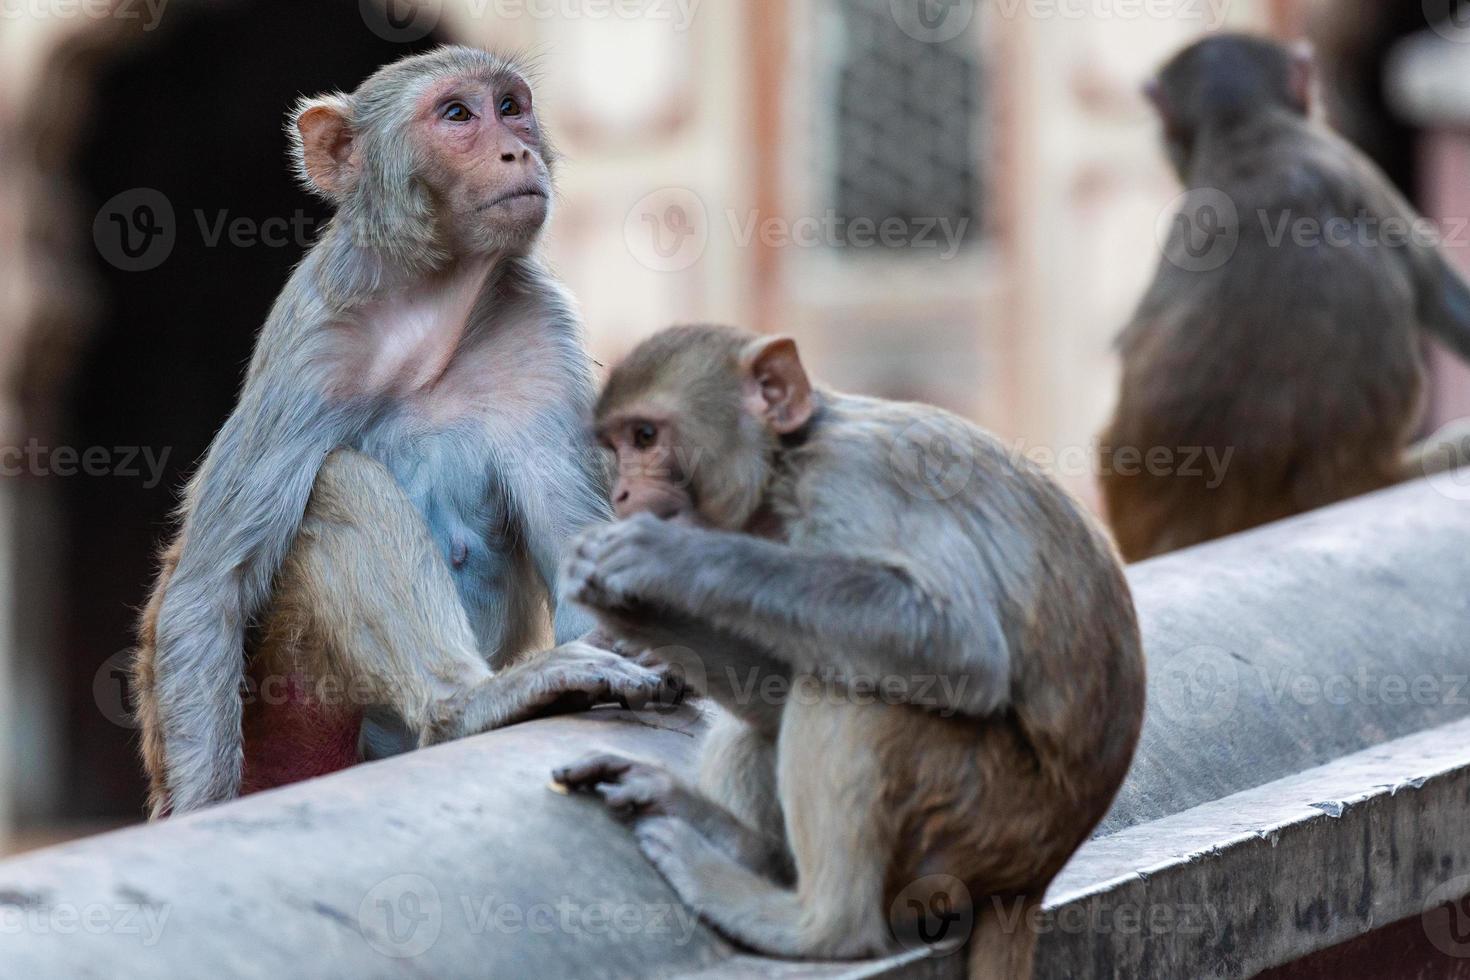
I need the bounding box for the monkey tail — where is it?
[132,535,183,818]
[966,895,1041,980]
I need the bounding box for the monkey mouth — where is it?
[482,187,548,211]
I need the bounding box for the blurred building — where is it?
[0,0,1462,845]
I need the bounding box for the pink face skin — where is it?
[598,415,692,521]
[412,72,552,254]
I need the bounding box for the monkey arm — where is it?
[567,516,1012,717]
[595,607,790,735]
[151,375,356,814]
[498,407,612,645]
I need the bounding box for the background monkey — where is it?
[132,47,669,818]
[551,326,1145,974]
[1102,34,1470,562]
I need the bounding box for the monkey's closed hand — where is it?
[563,514,693,615]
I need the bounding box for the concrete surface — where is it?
[2,479,1469,978]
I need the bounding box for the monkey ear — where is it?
[741,336,814,435]
[290,95,358,200]
[1288,41,1315,115]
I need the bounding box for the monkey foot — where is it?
[550,753,686,819]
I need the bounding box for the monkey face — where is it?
[599,414,697,522]
[594,326,816,533]
[413,71,553,254]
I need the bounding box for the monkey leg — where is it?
[266,450,672,751]
[621,696,898,960]
[696,708,787,862]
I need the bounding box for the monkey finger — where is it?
[552,753,636,792]
[594,781,656,820]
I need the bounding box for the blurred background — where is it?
[2,0,1469,850]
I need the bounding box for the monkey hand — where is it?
[431,641,684,739]
[563,514,693,615]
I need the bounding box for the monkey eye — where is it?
[498,95,522,117]
[442,102,475,123]
[631,423,658,451]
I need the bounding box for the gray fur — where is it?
[140,47,623,816]
[557,328,1145,963]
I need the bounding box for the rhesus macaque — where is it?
[132,47,671,818]
[551,326,1145,973]
[1102,34,1470,561]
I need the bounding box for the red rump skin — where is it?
[239,669,362,795]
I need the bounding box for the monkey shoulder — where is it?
[796,394,1095,561]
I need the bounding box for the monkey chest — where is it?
[356,424,516,601]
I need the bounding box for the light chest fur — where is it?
[328,260,592,654]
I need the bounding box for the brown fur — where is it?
[1104,35,1470,561]
[555,326,1145,966]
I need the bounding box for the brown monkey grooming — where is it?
[133,47,671,818]
[1102,34,1470,561]
[551,326,1145,972]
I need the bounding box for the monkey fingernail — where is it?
[547,779,571,796]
